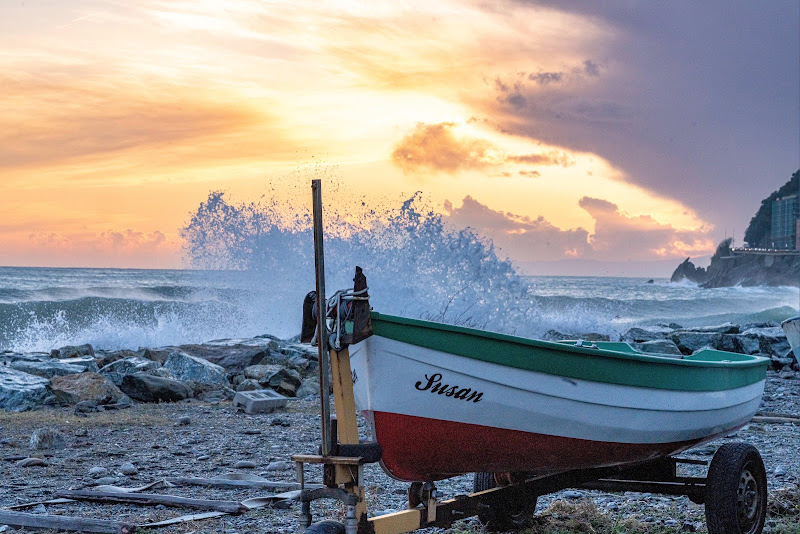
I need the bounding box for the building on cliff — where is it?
[771,194,799,250]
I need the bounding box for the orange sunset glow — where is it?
[1,1,796,274]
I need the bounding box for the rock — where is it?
[0,367,51,412]
[9,359,87,379]
[264,368,301,397]
[234,460,257,469]
[50,344,95,359]
[74,401,105,414]
[93,350,134,369]
[622,327,669,343]
[270,417,291,427]
[295,378,320,399]
[779,369,797,379]
[94,476,119,485]
[243,364,282,381]
[120,462,138,476]
[264,460,291,471]
[670,258,709,283]
[99,357,161,386]
[163,351,229,386]
[166,345,272,373]
[633,339,682,356]
[686,322,740,335]
[771,355,795,371]
[774,466,787,477]
[50,372,124,406]
[16,457,47,467]
[561,490,584,499]
[57,356,99,373]
[137,348,172,364]
[581,333,610,342]
[31,504,47,514]
[88,466,108,477]
[30,427,67,450]
[235,379,262,392]
[120,373,193,403]
[671,332,720,355]
[176,416,191,426]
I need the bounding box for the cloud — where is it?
[18,228,179,268]
[481,2,798,239]
[443,195,713,264]
[508,151,574,167]
[391,122,494,173]
[391,122,575,174]
[0,71,268,171]
[578,196,713,258]
[444,195,592,261]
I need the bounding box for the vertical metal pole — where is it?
[312,179,332,456]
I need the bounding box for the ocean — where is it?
[0,266,796,354]
[2,194,797,353]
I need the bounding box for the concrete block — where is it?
[233,389,289,414]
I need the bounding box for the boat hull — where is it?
[350,315,767,482]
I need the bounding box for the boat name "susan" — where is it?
[414,373,483,403]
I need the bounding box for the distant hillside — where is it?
[671,171,799,287]
[743,170,799,247]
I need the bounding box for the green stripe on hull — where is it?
[370,313,768,392]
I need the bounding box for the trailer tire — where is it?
[303,520,345,534]
[705,442,767,534]
[473,473,537,531]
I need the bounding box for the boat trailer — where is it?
[292,180,768,534]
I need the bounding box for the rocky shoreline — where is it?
[0,322,798,533]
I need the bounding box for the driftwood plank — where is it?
[0,510,135,534]
[165,476,320,491]
[140,511,228,528]
[56,490,246,514]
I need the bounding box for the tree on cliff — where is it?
[743,170,799,247]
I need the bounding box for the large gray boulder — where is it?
[264,368,302,397]
[671,332,720,355]
[243,364,282,381]
[166,344,270,373]
[50,344,95,359]
[120,373,193,403]
[99,357,161,386]
[0,367,51,412]
[622,327,669,343]
[57,355,99,373]
[50,373,124,406]
[163,351,228,386]
[9,359,87,379]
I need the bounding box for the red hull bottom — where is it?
[370,411,712,482]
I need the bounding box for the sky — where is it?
[1,0,797,275]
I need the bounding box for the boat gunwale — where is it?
[370,312,767,369]
[367,312,769,392]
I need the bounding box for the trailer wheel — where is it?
[705,442,767,534]
[473,473,537,531]
[302,520,345,534]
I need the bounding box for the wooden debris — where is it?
[139,511,228,528]
[165,474,320,491]
[56,489,247,514]
[5,498,75,510]
[0,510,135,534]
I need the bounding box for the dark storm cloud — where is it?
[494,1,799,239]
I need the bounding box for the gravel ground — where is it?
[0,371,797,534]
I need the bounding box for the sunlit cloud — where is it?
[444,195,714,263]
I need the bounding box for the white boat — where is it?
[781,316,799,359]
[350,313,769,482]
